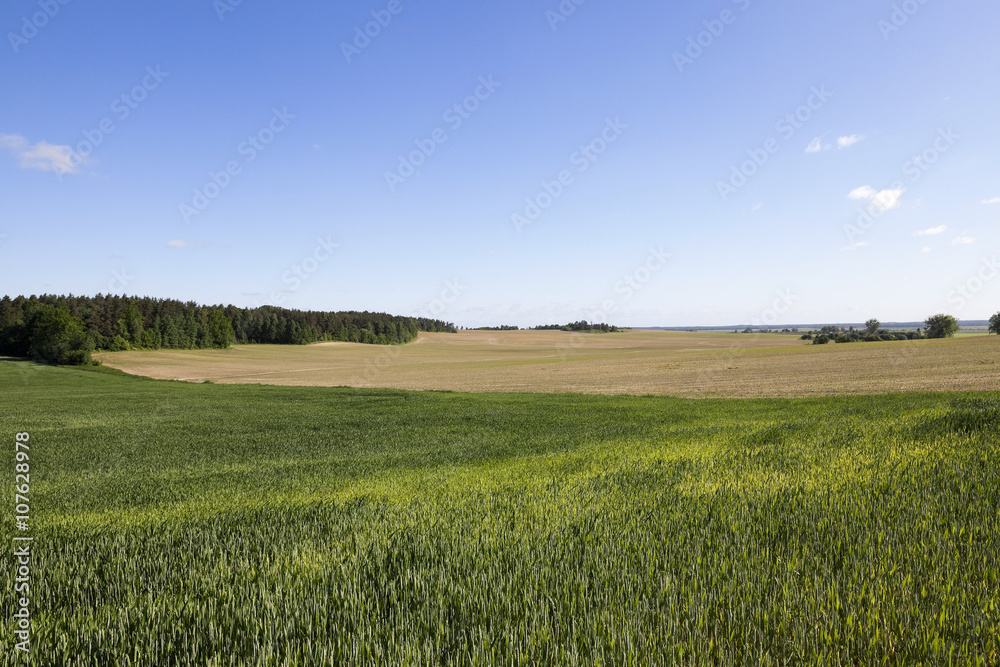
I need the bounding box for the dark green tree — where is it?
[26,304,93,365]
[118,303,144,345]
[924,314,960,339]
[989,312,1000,335]
[207,309,235,348]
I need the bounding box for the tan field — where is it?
[94,329,1000,398]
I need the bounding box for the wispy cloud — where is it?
[842,241,868,252]
[982,197,1000,205]
[806,134,861,153]
[805,137,827,153]
[751,201,763,211]
[952,235,975,245]
[837,134,862,149]
[921,247,931,253]
[914,225,947,236]
[0,134,81,174]
[166,240,198,249]
[849,185,904,213]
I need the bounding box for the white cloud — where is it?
[751,201,762,211]
[914,225,947,236]
[848,185,876,200]
[842,241,868,252]
[982,197,1000,205]
[166,240,197,249]
[921,247,931,253]
[849,185,904,213]
[870,188,904,212]
[0,134,81,174]
[805,137,827,153]
[837,134,862,149]
[952,235,975,245]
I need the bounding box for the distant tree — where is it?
[865,319,881,335]
[990,312,1000,335]
[924,314,960,339]
[813,334,831,345]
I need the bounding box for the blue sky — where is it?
[2,0,998,327]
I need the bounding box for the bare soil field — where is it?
[94,330,1000,397]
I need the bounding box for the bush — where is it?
[813,335,831,345]
[26,304,94,365]
[800,333,813,340]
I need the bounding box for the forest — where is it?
[0,294,456,365]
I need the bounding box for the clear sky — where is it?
[2,0,998,327]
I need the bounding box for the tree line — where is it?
[0,294,456,366]
[533,321,621,332]
[803,314,970,345]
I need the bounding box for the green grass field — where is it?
[2,359,999,665]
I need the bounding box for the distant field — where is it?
[2,361,998,663]
[97,329,1000,397]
